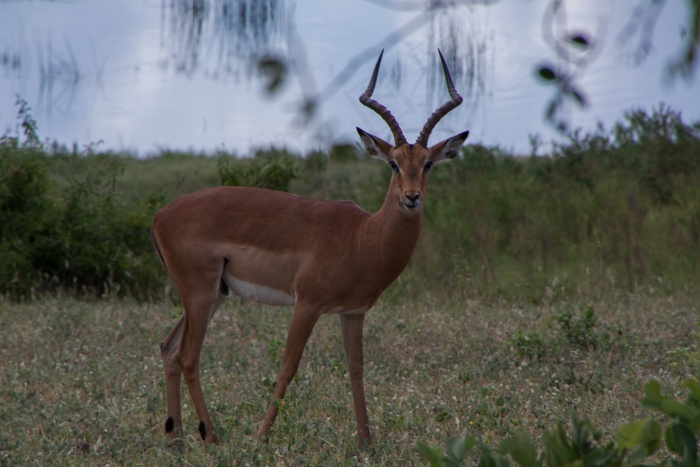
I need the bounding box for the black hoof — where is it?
[165,416,174,433]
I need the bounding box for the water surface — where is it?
[0,0,698,155]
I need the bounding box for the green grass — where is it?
[1,291,697,464]
[2,103,700,463]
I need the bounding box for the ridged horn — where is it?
[415,49,463,148]
[358,50,408,147]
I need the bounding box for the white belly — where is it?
[223,274,295,306]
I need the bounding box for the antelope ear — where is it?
[357,127,393,162]
[429,131,469,163]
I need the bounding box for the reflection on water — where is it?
[0,50,22,74]
[1,35,87,118]
[160,0,488,121]
[0,0,492,153]
[164,0,292,77]
[424,7,488,119]
[0,0,697,154]
[37,41,83,114]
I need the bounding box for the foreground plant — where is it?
[419,378,700,466]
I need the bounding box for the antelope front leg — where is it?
[258,305,320,439]
[340,313,371,448]
[179,304,221,444]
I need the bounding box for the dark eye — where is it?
[423,160,434,173]
[389,160,400,173]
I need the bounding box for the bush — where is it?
[0,149,164,299]
[0,101,164,299]
[419,104,700,302]
[42,162,163,298]
[0,146,55,297]
[218,147,299,192]
[2,101,699,302]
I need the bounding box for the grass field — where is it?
[1,288,697,465]
[2,104,700,464]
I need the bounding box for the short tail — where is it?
[151,220,168,273]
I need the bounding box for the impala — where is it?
[151,49,469,447]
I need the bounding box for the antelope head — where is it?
[357,50,470,215]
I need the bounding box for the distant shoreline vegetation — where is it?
[1,100,699,302]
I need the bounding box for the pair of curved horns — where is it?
[359,49,463,148]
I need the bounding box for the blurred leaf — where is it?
[478,446,509,467]
[689,412,700,434]
[545,99,558,120]
[542,425,576,465]
[569,88,588,107]
[684,379,700,400]
[417,436,477,466]
[537,65,557,81]
[417,441,447,466]
[665,423,697,460]
[568,33,590,48]
[258,56,287,95]
[660,398,695,421]
[299,98,317,121]
[446,435,476,463]
[642,380,663,408]
[616,419,661,455]
[501,434,539,466]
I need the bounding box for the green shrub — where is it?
[328,142,362,163]
[0,146,55,297]
[511,331,548,361]
[302,149,329,174]
[41,165,163,298]
[509,306,617,363]
[218,148,299,192]
[2,101,700,302]
[418,104,700,302]
[0,100,164,299]
[551,307,611,350]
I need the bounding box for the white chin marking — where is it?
[224,275,295,306]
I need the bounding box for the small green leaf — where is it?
[436,410,450,422]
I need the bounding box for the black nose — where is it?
[406,193,420,202]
